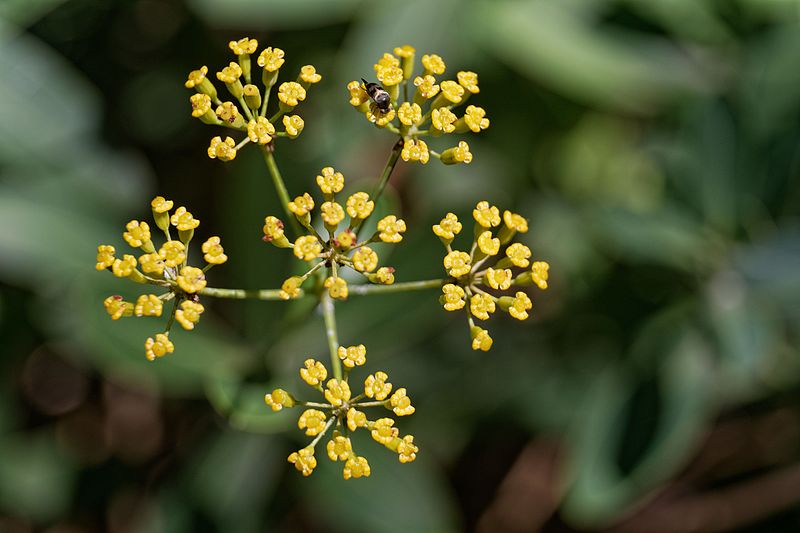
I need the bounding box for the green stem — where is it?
[355,139,404,237]
[199,286,291,300]
[261,147,303,237]
[321,291,342,380]
[348,278,444,296]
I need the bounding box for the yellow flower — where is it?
[229,37,258,55]
[123,220,151,248]
[364,371,392,400]
[507,291,533,320]
[439,80,464,104]
[470,293,496,321]
[440,284,466,311]
[397,102,422,126]
[263,216,289,246]
[300,359,327,387]
[264,388,294,411]
[531,261,550,289]
[374,52,400,71]
[486,267,513,290]
[207,136,237,161]
[394,45,415,58]
[279,276,303,300]
[287,446,317,477]
[324,276,349,300]
[175,300,204,330]
[471,326,493,351]
[327,436,353,461]
[432,107,457,133]
[376,66,404,87]
[247,117,276,145]
[139,253,165,275]
[190,93,212,118]
[96,245,116,270]
[299,65,322,84]
[352,247,378,272]
[346,192,374,220]
[293,235,322,261]
[151,196,173,214]
[177,266,206,293]
[477,231,500,256]
[159,240,186,268]
[506,243,531,268]
[201,236,227,265]
[185,65,209,89]
[503,210,528,233]
[433,213,462,243]
[463,105,490,132]
[288,193,315,217]
[298,409,327,436]
[365,106,396,126]
[112,254,137,278]
[457,70,480,93]
[320,201,345,226]
[441,141,473,165]
[336,229,357,250]
[278,81,306,107]
[170,206,200,231]
[396,435,418,463]
[377,215,407,243]
[347,80,370,107]
[216,62,243,84]
[421,54,446,75]
[371,266,395,285]
[282,114,304,138]
[103,295,132,320]
[473,201,501,228]
[215,102,241,125]
[145,333,174,361]
[443,251,471,278]
[395,45,416,78]
[316,166,345,195]
[338,344,367,368]
[371,418,399,445]
[347,407,367,431]
[401,138,429,164]
[413,75,440,99]
[343,455,371,480]
[134,294,163,317]
[390,388,415,416]
[257,47,285,71]
[324,379,351,407]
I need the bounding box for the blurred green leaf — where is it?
[187,0,362,28]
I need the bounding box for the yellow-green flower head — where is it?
[145,333,174,361]
[503,210,528,233]
[175,300,204,330]
[343,455,371,480]
[390,388,415,416]
[316,166,345,195]
[112,254,137,278]
[207,136,237,161]
[347,407,367,431]
[139,253,165,275]
[470,326,493,351]
[397,102,422,126]
[439,80,464,104]
[366,106,396,126]
[159,240,186,268]
[441,141,473,165]
[320,201,345,226]
[216,62,243,84]
[282,114,304,138]
[264,388,295,411]
[372,266,395,285]
[300,358,328,387]
[288,446,316,476]
[506,243,531,268]
[346,192,374,220]
[96,245,116,270]
[185,65,209,89]
[473,201,501,228]
[324,378,351,407]
[374,52,400,71]
[202,236,227,264]
[352,247,378,272]
[376,66,404,87]
[433,213,462,242]
[464,105,490,132]
[336,229,357,250]
[364,371,392,400]
[280,276,303,300]
[293,235,322,261]
[257,47,285,72]
[396,435,418,463]
[151,196,173,214]
[171,206,200,231]
[443,251,471,278]
[347,80,370,107]
[177,266,206,293]
[338,344,367,368]
[470,293,496,321]
[190,93,212,118]
[215,102,240,124]
[300,65,322,84]
[229,37,258,55]
[421,54,446,75]
[432,107,457,133]
[324,276,349,300]
[277,82,306,107]
[486,267,513,290]
[123,220,151,248]
[243,83,261,105]
[477,230,500,256]
[103,295,132,320]
[508,291,533,320]
[413,75,440,99]
[441,283,466,311]
[377,215,407,243]
[288,192,315,217]
[263,216,286,243]
[298,408,327,436]
[327,436,353,461]
[531,261,550,290]
[247,117,276,145]
[457,71,480,94]
[394,45,415,58]
[401,138,429,164]
[372,418,399,445]
[134,294,163,317]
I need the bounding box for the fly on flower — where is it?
[361,78,392,113]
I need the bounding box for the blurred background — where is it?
[1,0,800,531]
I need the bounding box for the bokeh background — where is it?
[2,0,800,531]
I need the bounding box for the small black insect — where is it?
[361,78,392,113]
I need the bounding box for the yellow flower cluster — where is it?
[264,343,418,478]
[96,196,228,360]
[347,46,488,165]
[186,37,321,162]
[434,202,549,351]
[262,166,406,300]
